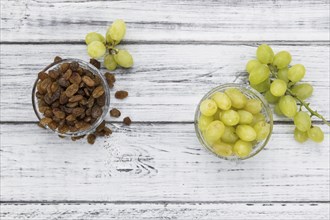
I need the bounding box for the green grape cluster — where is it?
[85,19,134,70]
[246,44,329,143]
[198,89,271,158]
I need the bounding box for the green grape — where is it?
[273,51,291,69]
[250,78,270,93]
[246,60,261,74]
[288,64,306,83]
[256,44,274,64]
[294,111,311,132]
[87,41,106,58]
[249,64,270,85]
[85,32,106,45]
[221,126,239,144]
[274,103,283,116]
[236,125,257,142]
[270,79,287,97]
[294,128,308,143]
[200,99,218,116]
[233,140,252,158]
[204,120,225,144]
[106,28,116,45]
[250,113,265,126]
[253,121,270,141]
[307,126,324,143]
[198,115,214,131]
[114,50,134,68]
[212,140,233,157]
[277,68,289,83]
[264,90,280,104]
[211,92,232,110]
[278,95,297,118]
[225,88,247,109]
[244,99,262,114]
[291,83,313,100]
[237,110,253,125]
[213,109,222,120]
[109,19,126,43]
[221,110,240,126]
[103,54,117,70]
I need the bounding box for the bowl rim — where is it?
[194,83,273,161]
[32,58,110,137]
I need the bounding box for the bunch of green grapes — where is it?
[198,88,271,158]
[246,44,329,143]
[85,19,133,70]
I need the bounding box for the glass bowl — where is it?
[32,58,110,137]
[194,83,273,160]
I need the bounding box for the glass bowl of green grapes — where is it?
[194,83,273,160]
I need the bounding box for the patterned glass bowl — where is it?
[194,83,273,160]
[32,58,110,137]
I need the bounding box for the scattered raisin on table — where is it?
[123,117,132,125]
[110,108,121,117]
[87,134,96,144]
[115,90,128,99]
[90,59,101,69]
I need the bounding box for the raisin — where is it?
[92,86,104,98]
[110,108,121,117]
[49,70,60,79]
[72,107,85,117]
[96,120,106,132]
[48,121,58,130]
[58,77,70,88]
[115,90,128,99]
[87,134,96,144]
[58,124,69,134]
[60,63,70,73]
[63,69,72,80]
[103,126,112,136]
[54,56,62,63]
[70,61,79,71]
[69,72,82,84]
[44,109,54,118]
[38,72,49,81]
[94,75,101,86]
[87,97,95,108]
[96,94,106,106]
[91,106,103,118]
[40,117,53,126]
[66,114,76,122]
[53,109,66,119]
[51,100,60,108]
[51,82,59,93]
[69,95,83,103]
[59,93,68,105]
[123,117,131,125]
[82,76,95,87]
[90,59,101,69]
[65,83,79,97]
[104,72,115,88]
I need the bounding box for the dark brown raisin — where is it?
[123,117,131,125]
[91,106,103,118]
[110,108,121,118]
[87,97,95,108]
[70,61,79,71]
[104,72,115,88]
[96,120,106,132]
[54,56,62,63]
[103,126,112,136]
[115,90,128,99]
[72,107,85,117]
[58,77,70,88]
[90,59,101,69]
[59,93,68,104]
[96,94,105,106]
[87,134,96,144]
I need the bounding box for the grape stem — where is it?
[286,89,330,126]
[268,64,330,127]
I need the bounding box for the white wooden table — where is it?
[1,0,329,219]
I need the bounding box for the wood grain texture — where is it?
[1,44,329,122]
[1,0,329,42]
[1,123,329,201]
[1,202,329,220]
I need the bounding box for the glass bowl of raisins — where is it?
[194,83,273,160]
[32,58,110,137]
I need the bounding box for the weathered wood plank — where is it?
[1,0,329,42]
[0,44,329,122]
[1,123,329,201]
[1,202,329,220]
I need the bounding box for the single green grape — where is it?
[294,128,308,143]
[237,110,253,125]
[233,140,252,158]
[221,109,240,126]
[294,111,311,132]
[277,68,289,83]
[250,78,270,93]
[272,51,291,69]
[274,103,283,116]
[103,54,117,70]
[198,115,214,131]
[270,79,287,97]
[244,99,262,114]
[264,90,280,104]
[250,113,265,126]
[106,27,116,45]
[246,60,261,74]
[256,44,274,64]
[200,99,218,116]
[212,140,233,157]
[85,32,106,45]
[109,19,126,43]
[114,50,134,68]
[253,121,270,141]
[87,41,106,58]
[278,95,297,118]
[249,64,270,85]
[204,120,225,144]
[236,125,257,142]
[221,126,239,144]
[307,126,324,143]
[288,64,306,83]
[211,92,232,110]
[291,83,313,100]
[225,88,247,109]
